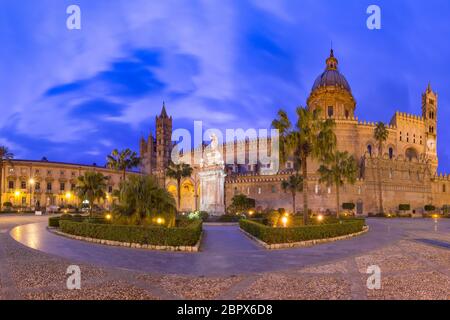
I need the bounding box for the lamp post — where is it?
[29,178,35,210]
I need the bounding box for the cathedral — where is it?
[139,50,450,216]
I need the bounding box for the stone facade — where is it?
[140,50,450,215]
[0,159,134,210]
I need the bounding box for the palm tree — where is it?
[374,122,389,214]
[106,149,140,181]
[0,147,14,211]
[75,171,108,216]
[116,175,176,226]
[166,162,193,211]
[281,174,303,214]
[318,151,358,218]
[272,107,336,224]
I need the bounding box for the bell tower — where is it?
[422,83,438,170]
[156,102,173,173]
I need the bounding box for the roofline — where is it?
[7,159,140,174]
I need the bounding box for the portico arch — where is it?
[180,179,195,212]
[405,147,418,161]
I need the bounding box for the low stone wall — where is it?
[240,226,369,250]
[48,227,202,252]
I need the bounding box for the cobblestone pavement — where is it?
[1,215,449,300]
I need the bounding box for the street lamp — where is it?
[14,190,21,207]
[281,216,288,228]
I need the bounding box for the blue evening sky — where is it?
[1,0,450,173]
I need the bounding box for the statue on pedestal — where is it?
[198,133,226,216]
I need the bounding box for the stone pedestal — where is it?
[199,165,226,216]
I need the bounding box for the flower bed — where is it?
[239,218,366,245]
[58,219,202,247]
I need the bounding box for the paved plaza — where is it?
[0,215,449,300]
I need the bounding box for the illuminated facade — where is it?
[140,50,450,215]
[0,160,132,210]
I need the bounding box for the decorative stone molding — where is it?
[48,227,202,253]
[240,226,369,250]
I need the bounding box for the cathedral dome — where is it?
[311,49,351,93]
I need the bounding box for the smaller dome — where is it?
[311,49,352,93]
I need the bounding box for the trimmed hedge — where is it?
[59,219,202,246]
[218,214,243,223]
[48,214,85,228]
[240,219,365,245]
[48,217,61,227]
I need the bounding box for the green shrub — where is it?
[342,203,356,210]
[424,205,436,212]
[85,217,108,224]
[240,219,365,245]
[48,217,61,227]
[218,214,243,223]
[3,202,13,208]
[399,204,411,211]
[199,211,209,221]
[59,219,202,246]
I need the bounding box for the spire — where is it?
[160,101,168,118]
[326,48,338,70]
[427,82,433,93]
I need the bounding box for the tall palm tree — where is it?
[374,122,389,214]
[281,174,303,214]
[272,107,336,224]
[0,147,14,211]
[166,162,193,211]
[106,149,140,181]
[116,175,176,226]
[75,171,108,216]
[318,151,358,218]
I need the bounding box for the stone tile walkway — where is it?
[1,215,449,300]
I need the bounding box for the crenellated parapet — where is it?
[390,111,425,127]
[356,120,397,130]
[434,173,450,181]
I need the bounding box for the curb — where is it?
[47,227,203,253]
[240,226,369,250]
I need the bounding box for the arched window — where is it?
[327,106,334,118]
[367,145,372,156]
[389,147,394,159]
[345,109,350,119]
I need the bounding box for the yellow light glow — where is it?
[29,178,35,185]
[156,217,164,225]
[105,214,112,220]
[65,192,72,199]
[14,191,20,197]
[281,216,288,227]
[432,214,439,219]
[248,210,254,216]
[317,215,324,222]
